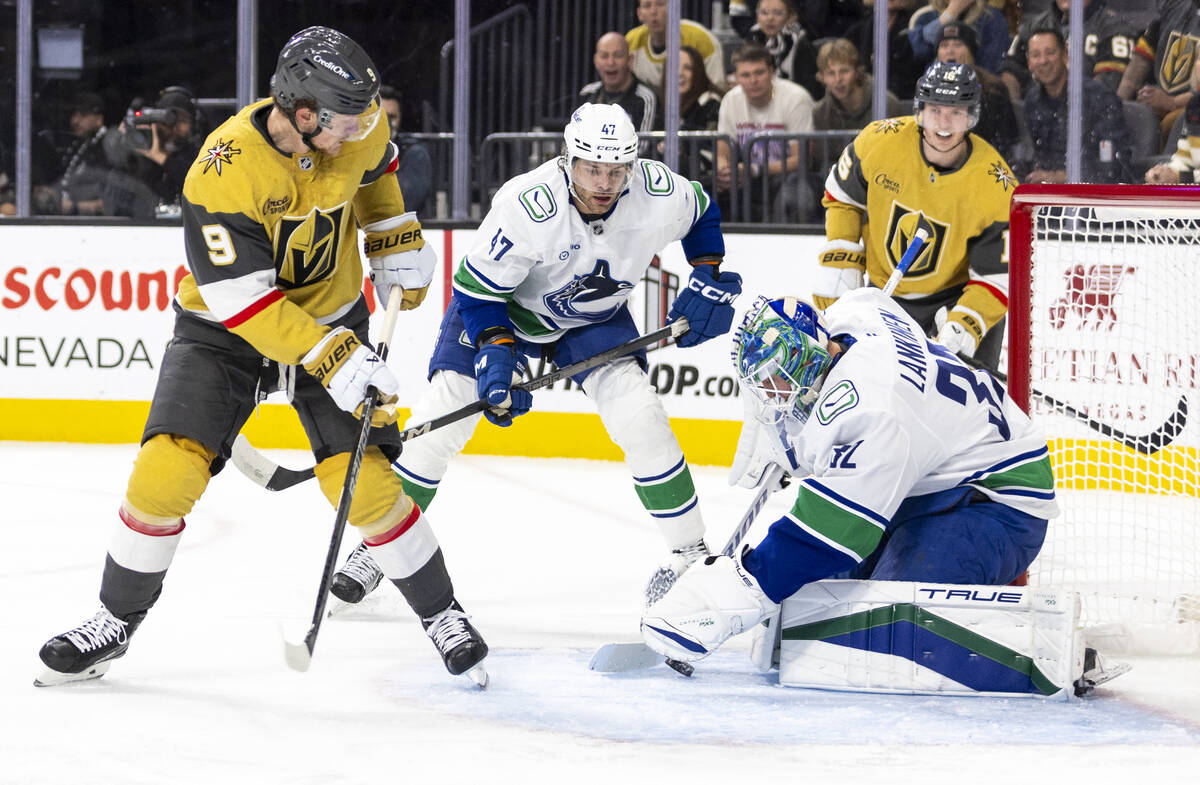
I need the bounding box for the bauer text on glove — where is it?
[473,331,533,427]
[302,328,400,426]
[669,264,742,348]
[363,212,436,310]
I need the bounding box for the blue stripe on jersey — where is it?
[396,464,440,488]
[680,194,724,260]
[460,257,514,295]
[962,446,1049,484]
[804,478,889,529]
[649,496,699,519]
[634,455,687,485]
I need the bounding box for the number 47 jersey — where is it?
[792,288,1058,527]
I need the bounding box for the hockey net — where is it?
[1009,184,1200,654]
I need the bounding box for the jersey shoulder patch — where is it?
[640,159,676,196]
[516,182,558,223]
[815,379,860,425]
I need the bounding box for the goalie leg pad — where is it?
[315,447,414,534]
[777,579,1083,700]
[125,434,215,521]
[392,370,482,510]
[585,358,704,547]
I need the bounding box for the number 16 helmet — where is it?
[733,296,833,425]
[913,60,981,129]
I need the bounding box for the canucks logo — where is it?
[198,138,241,175]
[273,204,346,289]
[989,161,1017,191]
[543,259,633,321]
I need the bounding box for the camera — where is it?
[122,99,177,150]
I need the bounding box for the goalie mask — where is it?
[733,296,833,426]
[271,26,382,144]
[561,103,639,207]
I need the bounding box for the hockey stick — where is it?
[880,215,932,298]
[959,355,1188,456]
[283,287,404,672]
[589,463,787,675]
[233,317,692,492]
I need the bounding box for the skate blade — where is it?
[34,660,111,687]
[465,664,488,689]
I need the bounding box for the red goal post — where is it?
[1007,183,1200,654]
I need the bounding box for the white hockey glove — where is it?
[934,306,982,359]
[729,400,792,490]
[812,240,866,311]
[363,212,436,311]
[302,328,400,426]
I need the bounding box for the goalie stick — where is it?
[959,356,1188,457]
[232,317,692,492]
[283,287,403,673]
[589,463,787,675]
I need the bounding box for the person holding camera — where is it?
[99,86,202,218]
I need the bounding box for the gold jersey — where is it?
[822,116,1017,336]
[176,98,406,364]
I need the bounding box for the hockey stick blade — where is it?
[959,355,1189,456]
[232,318,690,492]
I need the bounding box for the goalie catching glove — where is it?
[811,240,865,311]
[302,328,400,426]
[363,212,437,310]
[668,263,742,348]
[473,329,532,427]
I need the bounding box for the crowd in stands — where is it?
[7,0,1195,222]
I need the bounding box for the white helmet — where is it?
[563,102,639,164]
[562,103,639,208]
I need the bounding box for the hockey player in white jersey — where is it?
[641,289,1057,663]
[330,103,741,607]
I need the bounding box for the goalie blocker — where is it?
[752,579,1098,700]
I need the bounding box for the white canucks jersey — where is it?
[452,157,720,342]
[760,288,1057,562]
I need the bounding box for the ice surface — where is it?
[3,443,1198,784]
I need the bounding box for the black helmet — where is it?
[913,61,981,129]
[271,26,380,118]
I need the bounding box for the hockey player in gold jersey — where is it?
[35,26,488,687]
[816,60,1017,370]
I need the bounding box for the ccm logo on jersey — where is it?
[363,228,421,253]
[917,588,1023,603]
[688,278,737,304]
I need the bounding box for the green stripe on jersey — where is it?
[976,454,1055,494]
[690,181,710,216]
[782,602,1060,696]
[634,464,698,514]
[790,484,884,561]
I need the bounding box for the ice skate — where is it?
[641,553,777,662]
[330,542,384,604]
[644,538,711,606]
[422,600,489,688]
[35,607,145,687]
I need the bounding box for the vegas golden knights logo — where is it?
[884,204,947,277]
[1160,32,1199,94]
[273,205,346,289]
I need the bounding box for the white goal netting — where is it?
[1013,190,1200,653]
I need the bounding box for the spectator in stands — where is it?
[717,42,816,221]
[908,0,1010,73]
[744,0,824,100]
[627,0,727,91]
[33,91,111,216]
[995,0,1136,104]
[661,45,725,180]
[1117,0,1200,146]
[935,22,1020,164]
[812,38,907,131]
[1023,28,1134,184]
[580,31,661,146]
[1145,60,1200,184]
[732,1,869,40]
[99,85,203,218]
[379,85,433,215]
[846,0,924,100]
